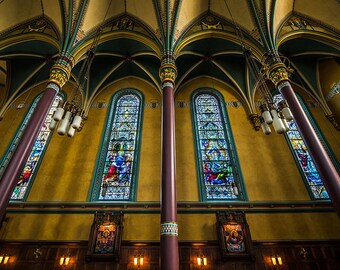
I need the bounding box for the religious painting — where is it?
[87,212,124,262]
[95,223,116,254]
[216,212,253,261]
[224,222,245,253]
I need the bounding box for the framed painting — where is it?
[216,212,254,261]
[87,212,124,262]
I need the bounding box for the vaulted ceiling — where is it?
[0,0,339,118]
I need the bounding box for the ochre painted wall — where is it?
[3,213,340,241]
[247,213,340,240]
[0,84,46,159]
[318,58,340,124]
[175,78,311,202]
[294,86,340,163]
[24,78,161,202]
[1,77,340,243]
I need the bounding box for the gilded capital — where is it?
[159,63,177,84]
[49,64,71,88]
[266,63,290,87]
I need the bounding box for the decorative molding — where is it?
[159,63,177,84]
[161,81,174,89]
[325,81,339,101]
[6,201,335,214]
[248,114,260,131]
[48,52,74,88]
[49,65,70,88]
[46,82,60,92]
[277,81,291,91]
[160,222,178,236]
[267,64,290,87]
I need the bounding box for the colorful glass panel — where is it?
[10,96,62,200]
[273,94,329,199]
[98,94,140,200]
[194,93,240,200]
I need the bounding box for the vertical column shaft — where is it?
[0,87,58,221]
[0,53,73,223]
[278,81,340,216]
[159,59,179,270]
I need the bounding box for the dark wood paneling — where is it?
[0,241,339,269]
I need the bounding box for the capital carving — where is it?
[49,64,71,88]
[248,114,261,131]
[266,63,290,87]
[159,64,177,84]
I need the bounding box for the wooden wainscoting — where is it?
[0,240,339,269]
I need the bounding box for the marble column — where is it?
[264,54,340,217]
[159,54,179,270]
[0,52,74,222]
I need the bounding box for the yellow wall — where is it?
[3,212,340,241]
[175,78,311,202]
[318,58,340,124]
[1,77,340,243]
[0,85,45,158]
[24,78,161,202]
[294,87,340,162]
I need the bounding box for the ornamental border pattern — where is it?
[160,222,178,236]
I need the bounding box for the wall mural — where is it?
[216,212,253,260]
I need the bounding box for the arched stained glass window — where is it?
[273,94,339,199]
[0,94,63,201]
[90,89,143,201]
[192,89,246,201]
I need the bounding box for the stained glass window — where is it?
[0,94,63,201]
[90,89,143,201]
[273,94,330,199]
[192,90,245,201]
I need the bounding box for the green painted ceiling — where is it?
[0,0,339,116]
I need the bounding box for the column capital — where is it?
[261,51,292,87]
[266,63,290,87]
[48,51,75,89]
[159,63,177,85]
[159,51,177,85]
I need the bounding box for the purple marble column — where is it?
[0,86,58,222]
[160,75,179,269]
[278,81,340,216]
[0,54,73,223]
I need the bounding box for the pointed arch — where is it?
[89,89,144,201]
[191,88,247,201]
[273,93,339,199]
[0,93,64,201]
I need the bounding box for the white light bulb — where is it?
[53,107,64,121]
[57,111,72,135]
[271,109,285,134]
[71,115,82,129]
